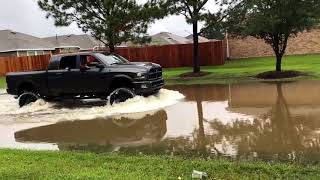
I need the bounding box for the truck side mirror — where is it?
[96,64,105,70]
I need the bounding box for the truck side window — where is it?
[80,55,101,67]
[60,56,77,69]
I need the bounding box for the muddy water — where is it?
[1,81,320,162]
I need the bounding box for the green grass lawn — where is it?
[0,149,319,180]
[0,77,5,89]
[163,54,320,85]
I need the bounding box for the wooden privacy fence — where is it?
[0,54,51,76]
[115,41,225,68]
[0,41,226,75]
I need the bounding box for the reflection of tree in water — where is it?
[209,83,320,162]
[121,83,320,162]
[14,84,320,161]
[121,85,219,158]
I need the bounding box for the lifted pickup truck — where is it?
[6,52,164,107]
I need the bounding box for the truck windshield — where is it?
[95,53,129,65]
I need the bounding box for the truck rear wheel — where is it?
[19,92,39,107]
[108,88,135,105]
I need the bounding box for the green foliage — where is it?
[224,0,320,71]
[165,0,210,23]
[0,149,319,179]
[37,0,167,51]
[226,0,320,38]
[200,12,226,40]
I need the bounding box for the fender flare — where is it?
[111,74,134,82]
[17,81,37,95]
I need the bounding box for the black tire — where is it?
[108,88,135,105]
[18,92,39,107]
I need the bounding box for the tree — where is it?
[200,12,226,40]
[38,0,167,52]
[164,0,211,73]
[224,0,320,71]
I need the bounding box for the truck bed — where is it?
[6,71,47,95]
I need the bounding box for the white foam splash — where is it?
[15,99,54,114]
[0,89,184,123]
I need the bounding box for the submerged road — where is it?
[1,81,320,162]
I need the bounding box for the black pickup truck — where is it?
[6,52,164,107]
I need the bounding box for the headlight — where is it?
[136,72,147,79]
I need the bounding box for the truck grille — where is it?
[151,79,164,87]
[148,67,162,79]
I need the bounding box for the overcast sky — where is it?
[0,0,217,38]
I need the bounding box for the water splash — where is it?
[0,89,185,123]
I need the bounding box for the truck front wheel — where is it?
[18,92,39,107]
[108,88,135,105]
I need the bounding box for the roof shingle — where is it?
[0,30,55,52]
[0,30,104,52]
[42,34,103,50]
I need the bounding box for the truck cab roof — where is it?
[52,51,106,58]
[49,52,116,70]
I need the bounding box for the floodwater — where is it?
[1,81,320,162]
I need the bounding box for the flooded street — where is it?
[1,81,320,162]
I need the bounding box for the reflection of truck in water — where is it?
[6,52,164,107]
[15,110,167,152]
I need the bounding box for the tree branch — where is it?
[77,1,106,22]
[197,0,209,12]
[181,0,193,18]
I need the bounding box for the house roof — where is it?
[42,34,103,50]
[1,30,214,52]
[185,35,210,43]
[149,32,213,46]
[0,30,105,53]
[150,32,190,45]
[0,30,56,53]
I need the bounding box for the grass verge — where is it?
[0,149,319,179]
[0,77,5,89]
[163,54,320,85]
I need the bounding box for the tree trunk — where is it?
[196,97,206,150]
[276,55,282,72]
[272,83,296,150]
[109,44,115,53]
[193,21,200,73]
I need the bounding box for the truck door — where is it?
[79,55,109,93]
[48,55,82,95]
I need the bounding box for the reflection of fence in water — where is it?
[229,81,320,107]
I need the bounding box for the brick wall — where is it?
[228,28,320,59]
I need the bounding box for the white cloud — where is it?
[0,0,83,37]
[0,0,218,37]
[148,15,193,36]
